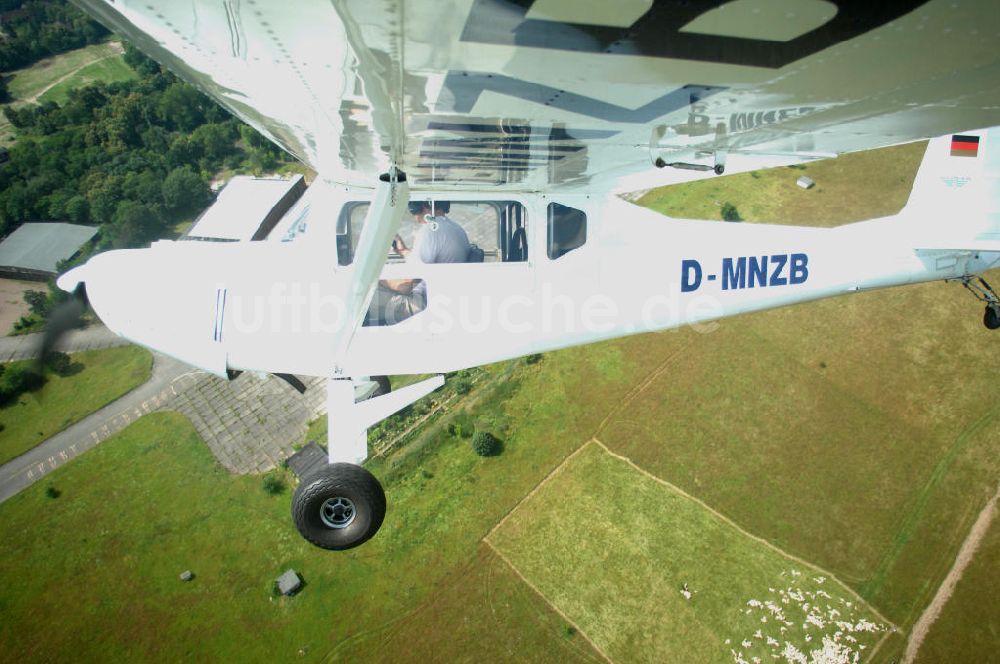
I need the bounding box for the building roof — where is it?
[187,175,305,242]
[0,223,98,276]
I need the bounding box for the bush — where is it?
[0,365,45,406]
[45,485,61,499]
[262,474,285,495]
[471,430,502,457]
[525,353,543,365]
[44,351,82,377]
[453,379,472,395]
[720,202,742,222]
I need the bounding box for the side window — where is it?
[340,200,528,264]
[336,202,369,265]
[547,203,587,260]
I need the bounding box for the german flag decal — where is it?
[951,134,980,157]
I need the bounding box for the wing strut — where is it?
[331,169,408,367]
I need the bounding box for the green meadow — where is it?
[0,346,152,466]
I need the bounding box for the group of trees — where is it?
[1,42,291,247]
[0,0,108,72]
[1,3,296,331]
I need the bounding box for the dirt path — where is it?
[902,480,1000,664]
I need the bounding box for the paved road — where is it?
[0,352,194,502]
[0,325,127,362]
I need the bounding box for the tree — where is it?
[471,430,502,457]
[122,42,160,77]
[161,166,209,213]
[0,75,9,103]
[23,290,50,317]
[721,202,742,222]
[64,195,90,224]
[107,201,164,249]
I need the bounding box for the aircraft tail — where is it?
[902,127,1000,251]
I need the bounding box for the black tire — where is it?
[291,464,386,550]
[371,375,391,398]
[985,306,1000,330]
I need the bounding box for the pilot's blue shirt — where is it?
[410,215,471,299]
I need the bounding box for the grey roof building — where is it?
[0,223,98,281]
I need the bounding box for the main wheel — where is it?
[984,305,1000,330]
[291,463,386,550]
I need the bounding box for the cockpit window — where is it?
[547,203,587,259]
[338,200,527,264]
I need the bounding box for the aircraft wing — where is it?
[70,0,1000,192]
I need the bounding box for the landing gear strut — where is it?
[960,277,1000,330]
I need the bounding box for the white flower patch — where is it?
[782,643,808,664]
[728,571,887,664]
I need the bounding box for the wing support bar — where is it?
[326,375,445,464]
[331,170,409,367]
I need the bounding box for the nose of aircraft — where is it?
[58,247,229,377]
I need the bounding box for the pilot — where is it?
[365,200,471,326]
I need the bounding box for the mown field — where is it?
[0,142,996,662]
[489,442,890,663]
[6,42,126,101]
[36,55,136,106]
[0,345,152,466]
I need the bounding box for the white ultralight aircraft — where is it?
[55,0,1000,549]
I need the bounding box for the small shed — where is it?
[277,569,303,596]
[0,222,99,281]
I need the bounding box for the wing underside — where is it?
[70,0,1000,192]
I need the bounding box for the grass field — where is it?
[913,507,1000,663]
[6,43,124,102]
[37,56,136,106]
[0,345,152,465]
[489,442,890,664]
[0,367,625,662]
[637,141,928,226]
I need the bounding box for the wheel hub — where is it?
[319,496,356,529]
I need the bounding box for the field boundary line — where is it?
[594,343,689,437]
[484,439,595,541]
[483,538,615,664]
[901,479,1000,664]
[590,437,899,633]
